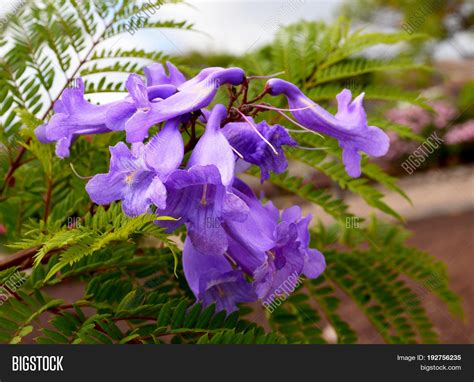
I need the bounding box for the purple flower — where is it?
[187,103,236,186]
[86,118,183,216]
[222,119,296,182]
[105,73,177,136]
[225,182,325,303]
[123,67,246,142]
[35,76,177,158]
[35,78,111,158]
[144,61,187,87]
[266,79,389,177]
[157,104,248,256]
[183,237,257,313]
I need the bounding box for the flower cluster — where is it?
[36,62,389,312]
[385,99,473,160]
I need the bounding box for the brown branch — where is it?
[0,246,63,271]
[246,87,269,104]
[0,145,29,195]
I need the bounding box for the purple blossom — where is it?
[183,237,257,313]
[35,76,177,158]
[35,78,111,158]
[266,79,389,177]
[105,73,177,137]
[222,119,296,182]
[29,62,404,313]
[225,180,325,303]
[86,118,183,216]
[123,67,246,142]
[157,104,248,256]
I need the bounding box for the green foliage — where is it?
[234,18,462,343]
[0,4,463,346]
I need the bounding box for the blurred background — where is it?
[0,0,473,343]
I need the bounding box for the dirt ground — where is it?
[335,210,474,344]
[406,211,474,343]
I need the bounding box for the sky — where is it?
[1,0,471,59]
[151,0,342,55]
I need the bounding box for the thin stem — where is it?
[246,88,269,104]
[0,246,64,271]
[70,163,93,180]
[0,146,27,195]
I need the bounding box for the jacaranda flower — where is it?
[123,67,246,142]
[225,180,326,302]
[157,104,248,256]
[183,237,257,313]
[33,61,393,313]
[35,76,177,158]
[223,119,296,182]
[35,78,111,158]
[266,78,389,177]
[86,118,183,216]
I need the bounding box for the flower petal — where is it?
[126,73,150,110]
[144,61,187,87]
[144,118,183,178]
[182,237,232,298]
[303,248,326,279]
[341,146,362,178]
[147,176,167,210]
[188,104,235,186]
[109,142,140,173]
[86,172,125,205]
[223,120,296,182]
[121,172,154,216]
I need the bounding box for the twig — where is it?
[0,246,63,271]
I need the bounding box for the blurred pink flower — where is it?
[430,101,457,129]
[385,106,431,133]
[445,120,474,145]
[0,224,6,235]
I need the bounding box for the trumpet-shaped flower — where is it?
[35,78,111,158]
[157,104,248,256]
[35,76,177,158]
[225,182,325,302]
[86,118,183,216]
[124,67,246,142]
[222,119,296,182]
[266,78,389,177]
